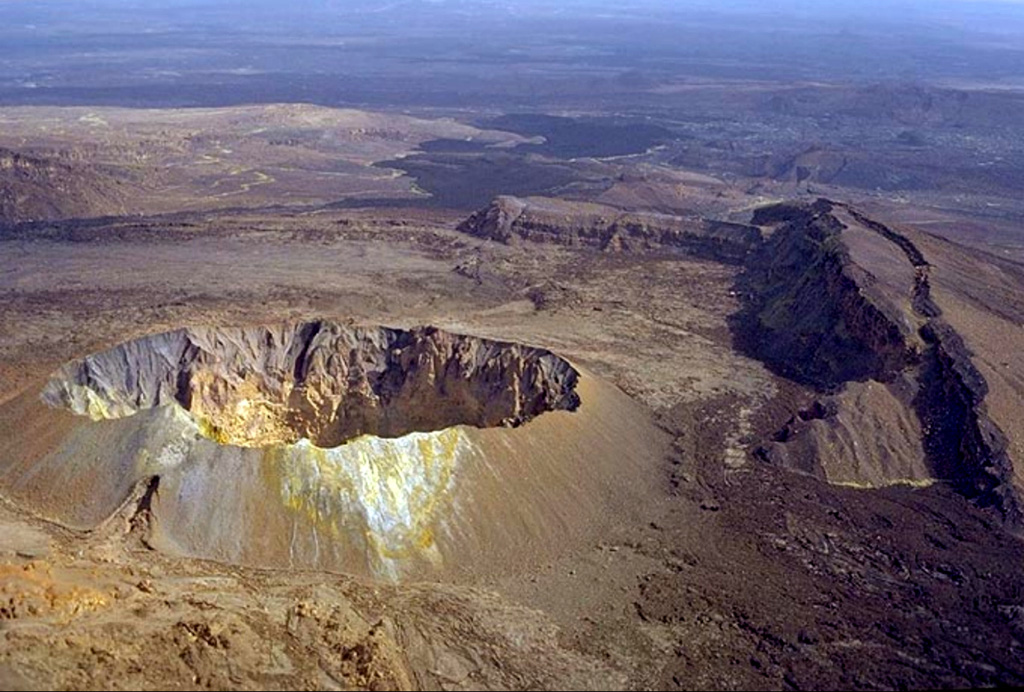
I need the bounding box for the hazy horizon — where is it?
[1,0,1023,110]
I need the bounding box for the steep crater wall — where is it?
[42,321,581,448]
[0,321,663,579]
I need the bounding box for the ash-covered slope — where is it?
[0,321,667,580]
[740,200,1021,523]
[458,195,763,263]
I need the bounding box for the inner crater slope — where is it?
[0,321,667,580]
[41,321,582,447]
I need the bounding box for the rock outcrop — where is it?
[740,200,922,389]
[43,321,580,448]
[745,200,1020,522]
[457,194,1023,521]
[0,147,128,224]
[458,195,763,263]
[915,320,1017,514]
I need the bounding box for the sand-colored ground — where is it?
[2,202,1024,689]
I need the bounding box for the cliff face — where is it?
[458,195,763,264]
[458,194,1022,521]
[43,321,581,448]
[916,321,1017,514]
[740,201,920,390]
[745,200,1020,522]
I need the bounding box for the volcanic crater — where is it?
[2,320,662,580]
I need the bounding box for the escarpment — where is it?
[456,194,1024,520]
[915,321,1019,517]
[740,200,920,389]
[0,147,129,224]
[458,195,763,263]
[745,200,1020,523]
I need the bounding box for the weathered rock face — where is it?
[43,321,580,448]
[0,147,128,224]
[458,194,1023,522]
[740,200,921,390]
[745,200,1020,523]
[458,195,763,263]
[916,321,1017,515]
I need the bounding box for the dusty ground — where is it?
[0,105,532,222]
[3,205,1024,690]
[1,0,1024,679]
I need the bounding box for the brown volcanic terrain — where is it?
[0,146,132,222]
[2,103,1024,691]
[0,105,530,221]
[741,201,1022,517]
[457,195,762,263]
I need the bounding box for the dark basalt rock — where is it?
[737,199,918,390]
[742,199,1020,523]
[915,320,1019,519]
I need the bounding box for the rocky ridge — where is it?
[457,195,1024,523]
[0,147,129,224]
[457,195,762,263]
[745,200,1020,522]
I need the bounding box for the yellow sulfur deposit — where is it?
[265,428,468,576]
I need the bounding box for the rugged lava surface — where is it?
[738,200,1021,521]
[43,321,580,448]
